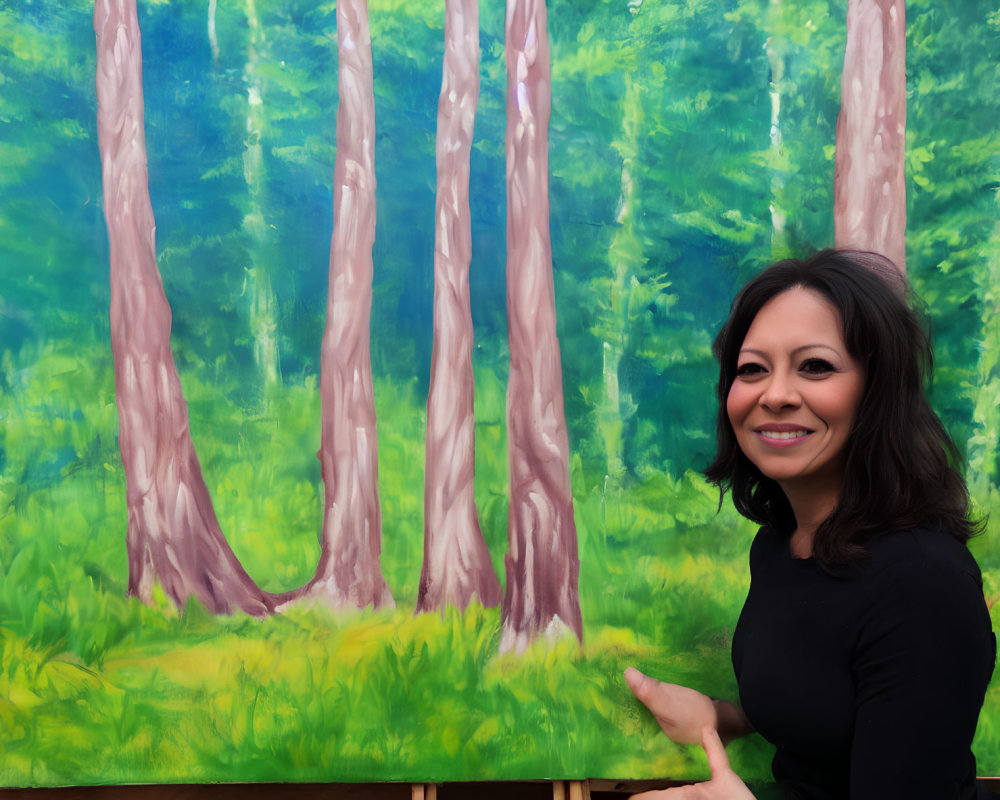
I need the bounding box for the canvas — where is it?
[1,0,998,789]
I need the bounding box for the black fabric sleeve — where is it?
[848,554,995,799]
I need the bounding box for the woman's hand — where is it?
[624,667,718,745]
[625,668,756,798]
[631,728,756,800]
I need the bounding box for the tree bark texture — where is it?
[834,0,907,274]
[305,0,394,610]
[500,0,583,653]
[417,0,502,614]
[95,0,273,616]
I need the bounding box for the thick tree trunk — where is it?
[95,0,273,616]
[500,0,583,653]
[302,0,393,610]
[834,0,907,273]
[417,0,502,614]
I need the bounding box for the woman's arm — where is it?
[848,550,995,798]
[713,697,755,747]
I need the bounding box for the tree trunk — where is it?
[417,0,502,614]
[834,0,907,273]
[500,0,583,653]
[600,74,642,486]
[300,0,393,610]
[95,0,273,616]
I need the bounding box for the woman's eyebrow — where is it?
[790,344,841,356]
[738,344,841,358]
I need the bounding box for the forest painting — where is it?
[2,0,999,789]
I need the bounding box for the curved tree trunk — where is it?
[417,0,502,614]
[834,0,907,273]
[95,0,273,616]
[500,0,583,653]
[299,0,393,610]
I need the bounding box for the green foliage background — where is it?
[0,0,998,788]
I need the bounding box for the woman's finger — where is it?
[625,666,653,705]
[631,786,697,799]
[700,726,731,777]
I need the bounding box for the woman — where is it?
[626,250,996,799]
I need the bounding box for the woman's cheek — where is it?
[726,381,754,426]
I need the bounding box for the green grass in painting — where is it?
[2,342,999,788]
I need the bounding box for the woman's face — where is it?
[726,286,865,501]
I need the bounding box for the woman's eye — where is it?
[735,362,765,377]
[800,358,834,375]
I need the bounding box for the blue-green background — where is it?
[1,0,998,789]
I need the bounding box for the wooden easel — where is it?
[551,781,591,800]
[411,781,591,799]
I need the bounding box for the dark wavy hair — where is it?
[703,249,979,565]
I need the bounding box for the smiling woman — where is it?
[627,250,997,800]
[726,287,865,557]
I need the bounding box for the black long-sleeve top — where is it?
[732,525,996,799]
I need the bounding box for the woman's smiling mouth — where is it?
[758,429,811,440]
[753,425,815,445]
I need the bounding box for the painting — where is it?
[1,0,998,789]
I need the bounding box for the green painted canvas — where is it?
[1,0,998,789]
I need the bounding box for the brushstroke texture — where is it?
[500,0,583,653]
[417,0,502,614]
[95,0,272,615]
[834,0,907,273]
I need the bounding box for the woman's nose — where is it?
[758,371,800,410]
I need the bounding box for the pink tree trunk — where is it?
[417,0,502,614]
[834,0,907,274]
[95,0,272,616]
[301,0,393,610]
[500,0,583,653]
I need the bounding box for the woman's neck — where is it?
[780,479,842,559]
[789,525,817,559]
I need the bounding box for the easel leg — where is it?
[553,780,590,800]
[569,780,590,800]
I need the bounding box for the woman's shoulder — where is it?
[855,524,995,680]
[866,523,984,587]
[859,525,993,645]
